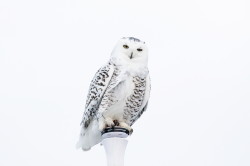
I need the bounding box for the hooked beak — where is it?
[130,52,133,59]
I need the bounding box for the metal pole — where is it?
[101,128,129,166]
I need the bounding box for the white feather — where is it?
[77,37,150,151]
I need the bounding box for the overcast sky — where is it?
[0,0,250,166]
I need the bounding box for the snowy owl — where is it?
[76,37,151,151]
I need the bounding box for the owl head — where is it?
[110,37,148,67]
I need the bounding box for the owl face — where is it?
[118,37,147,59]
[111,37,148,66]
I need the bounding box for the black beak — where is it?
[130,52,133,59]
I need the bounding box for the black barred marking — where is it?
[97,66,121,113]
[81,63,114,128]
[128,37,141,42]
[123,76,147,126]
[122,37,141,43]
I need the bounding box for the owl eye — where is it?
[137,48,143,52]
[123,45,129,49]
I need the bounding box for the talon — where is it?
[105,117,115,128]
[119,122,133,135]
[99,117,116,131]
[129,128,133,135]
[113,120,119,126]
[106,123,115,128]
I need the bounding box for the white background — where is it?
[0,0,250,166]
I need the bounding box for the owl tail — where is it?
[76,120,102,151]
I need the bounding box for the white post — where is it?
[101,128,129,166]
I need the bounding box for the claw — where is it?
[129,128,133,135]
[98,117,115,131]
[119,122,133,135]
[113,120,120,126]
[104,117,115,128]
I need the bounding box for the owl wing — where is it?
[81,62,114,128]
[130,74,151,126]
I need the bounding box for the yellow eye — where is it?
[123,45,129,49]
[137,48,143,51]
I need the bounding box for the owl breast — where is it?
[103,73,146,125]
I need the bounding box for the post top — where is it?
[101,127,129,139]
